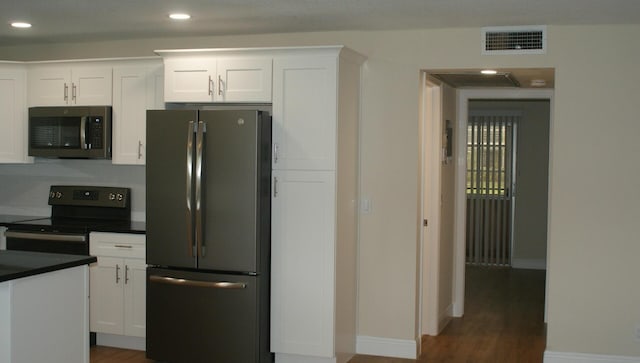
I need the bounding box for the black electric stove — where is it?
[5,185,131,255]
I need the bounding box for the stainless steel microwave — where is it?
[28,106,112,159]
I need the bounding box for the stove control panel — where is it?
[48,185,130,209]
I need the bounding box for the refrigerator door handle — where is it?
[186,121,196,257]
[195,120,206,258]
[149,275,246,289]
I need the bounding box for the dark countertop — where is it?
[0,250,97,283]
[91,220,146,234]
[0,214,47,226]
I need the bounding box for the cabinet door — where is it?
[90,256,124,335]
[123,258,146,337]
[112,66,146,165]
[270,170,336,357]
[163,57,216,102]
[112,63,164,165]
[28,67,71,106]
[217,58,272,102]
[72,67,112,105]
[272,56,337,171]
[0,66,31,163]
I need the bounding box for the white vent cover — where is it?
[482,25,546,55]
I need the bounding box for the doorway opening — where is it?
[465,113,517,267]
[420,70,554,343]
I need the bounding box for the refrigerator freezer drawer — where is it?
[146,267,271,363]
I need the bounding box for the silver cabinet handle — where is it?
[208,75,213,96]
[273,143,278,164]
[218,75,223,96]
[116,264,120,284]
[150,275,246,289]
[72,83,77,102]
[273,176,278,197]
[64,83,69,102]
[186,121,196,257]
[138,140,143,159]
[125,265,130,284]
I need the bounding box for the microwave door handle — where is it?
[80,116,88,150]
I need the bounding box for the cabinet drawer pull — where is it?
[115,244,133,249]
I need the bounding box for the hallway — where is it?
[350,266,547,363]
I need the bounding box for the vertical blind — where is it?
[466,114,517,266]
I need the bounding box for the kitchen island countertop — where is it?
[0,250,96,283]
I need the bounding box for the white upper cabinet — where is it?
[272,55,337,171]
[158,50,272,103]
[28,64,112,106]
[112,60,164,165]
[0,63,31,164]
[163,57,216,103]
[217,58,272,102]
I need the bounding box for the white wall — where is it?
[1,24,640,358]
[0,159,145,220]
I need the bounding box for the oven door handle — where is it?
[5,231,87,243]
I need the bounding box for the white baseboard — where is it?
[544,350,640,363]
[95,333,145,351]
[356,335,417,359]
[512,258,546,270]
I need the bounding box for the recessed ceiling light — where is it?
[169,13,191,20]
[11,22,32,28]
[481,69,498,75]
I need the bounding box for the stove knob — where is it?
[50,191,55,199]
[55,192,62,199]
[109,193,116,201]
[117,193,124,201]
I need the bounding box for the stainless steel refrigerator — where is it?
[145,109,272,363]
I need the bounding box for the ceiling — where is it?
[430,68,555,89]
[1,0,640,46]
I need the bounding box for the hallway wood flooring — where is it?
[90,266,546,363]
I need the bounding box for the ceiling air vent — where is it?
[482,25,546,55]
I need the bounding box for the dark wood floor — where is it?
[91,266,546,363]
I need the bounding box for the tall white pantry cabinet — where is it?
[270,47,365,363]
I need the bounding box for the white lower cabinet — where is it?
[271,170,336,358]
[90,232,146,338]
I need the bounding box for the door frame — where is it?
[419,73,443,338]
[453,88,554,318]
